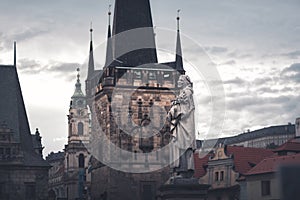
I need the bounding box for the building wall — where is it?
[91,166,170,200]
[0,166,49,200]
[245,173,280,200]
[46,153,67,200]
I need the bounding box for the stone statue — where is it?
[167,75,196,178]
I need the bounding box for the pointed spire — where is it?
[112,0,158,66]
[14,41,16,67]
[87,24,95,79]
[105,4,113,68]
[175,10,185,74]
[72,68,85,98]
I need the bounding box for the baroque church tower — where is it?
[65,69,91,200]
[86,1,186,199]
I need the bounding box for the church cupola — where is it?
[71,68,86,109]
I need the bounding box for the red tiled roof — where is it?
[193,146,274,178]
[194,152,213,178]
[246,153,300,175]
[226,146,274,175]
[273,138,300,152]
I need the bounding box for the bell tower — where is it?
[65,68,91,200]
[68,68,90,144]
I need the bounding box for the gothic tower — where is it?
[87,1,186,199]
[65,69,91,200]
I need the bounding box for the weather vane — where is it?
[177,9,181,18]
[76,68,80,80]
[177,9,181,31]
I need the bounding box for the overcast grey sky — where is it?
[1,0,300,156]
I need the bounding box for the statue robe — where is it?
[168,86,196,173]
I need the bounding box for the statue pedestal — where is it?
[157,177,210,200]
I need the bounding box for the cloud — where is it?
[221,60,236,66]
[0,26,49,51]
[204,46,228,54]
[281,50,300,59]
[281,63,300,83]
[223,77,245,85]
[17,59,83,81]
[282,63,300,74]
[47,62,80,73]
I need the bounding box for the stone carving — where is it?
[167,75,196,178]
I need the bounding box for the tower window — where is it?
[78,122,84,135]
[163,72,172,80]
[134,70,142,79]
[148,71,156,80]
[79,154,85,168]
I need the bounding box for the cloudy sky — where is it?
[1,0,300,156]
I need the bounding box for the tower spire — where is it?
[73,68,84,96]
[112,0,158,66]
[175,9,185,74]
[87,24,95,79]
[177,9,181,32]
[105,4,113,68]
[71,68,85,108]
[14,41,16,67]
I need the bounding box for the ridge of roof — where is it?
[246,153,300,176]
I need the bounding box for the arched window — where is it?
[78,122,84,135]
[79,154,85,168]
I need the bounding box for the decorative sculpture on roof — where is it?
[167,74,196,178]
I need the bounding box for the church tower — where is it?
[65,69,91,200]
[87,1,186,199]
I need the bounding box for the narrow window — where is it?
[215,172,219,181]
[261,180,271,196]
[220,171,224,181]
[79,154,85,168]
[78,122,84,135]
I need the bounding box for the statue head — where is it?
[178,75,192,88]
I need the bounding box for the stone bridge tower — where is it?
[86,1,185,199]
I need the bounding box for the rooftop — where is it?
[246,153,300,176]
